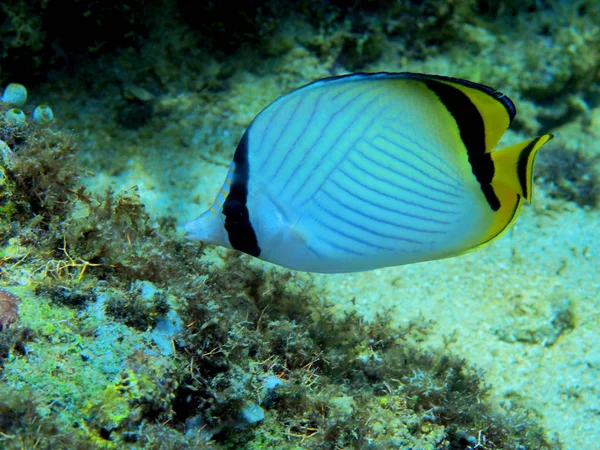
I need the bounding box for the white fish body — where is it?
[186,72,553,273]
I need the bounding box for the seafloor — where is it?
[0,1,598,449]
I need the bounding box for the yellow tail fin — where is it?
[491,134,554,203]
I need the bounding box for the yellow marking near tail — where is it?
[492,134,553,202]
[480,133,554,247]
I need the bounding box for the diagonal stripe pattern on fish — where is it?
[185,72,553,273]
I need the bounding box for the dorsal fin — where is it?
[402,73,516,152]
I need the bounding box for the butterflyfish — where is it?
[185,72,553,273]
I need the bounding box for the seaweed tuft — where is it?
[171,257,557,449]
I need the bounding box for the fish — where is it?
[185,72,553,273]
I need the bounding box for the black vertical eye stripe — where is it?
[424,80,501,212]
[222,130,261,257]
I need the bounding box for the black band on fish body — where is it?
[424,80,501,212]
[223,130,261,257]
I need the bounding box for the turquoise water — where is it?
[0,1,598,448]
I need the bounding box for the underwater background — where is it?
[0,1,598,449]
